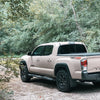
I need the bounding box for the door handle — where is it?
[48,59,52,62]
[37,59,40,62]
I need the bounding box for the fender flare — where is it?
[19,60,27,69]
[54,63,71,76]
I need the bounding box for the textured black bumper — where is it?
[82,71,100,82]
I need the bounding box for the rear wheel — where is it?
[20,62,31,82]
[56,69,71,92]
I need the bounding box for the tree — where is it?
[0,0,100,55]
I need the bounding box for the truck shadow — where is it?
[72,82,100,93]
[30,78,100,93]
[30,77,56,89]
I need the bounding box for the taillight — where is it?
[81,59,88,71]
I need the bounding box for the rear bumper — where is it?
[82,71,100,82]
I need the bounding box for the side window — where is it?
[44,45,53,55]
[32,46,44,56]
[58,44,87,54]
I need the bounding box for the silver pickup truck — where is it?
[19,42,100,92]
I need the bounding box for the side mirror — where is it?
[27,51,32,56]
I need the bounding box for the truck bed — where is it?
[58,52,100,74]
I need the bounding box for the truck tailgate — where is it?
[87,56,100,73]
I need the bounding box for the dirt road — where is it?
[7,76,100,100]
[1,65,100,100]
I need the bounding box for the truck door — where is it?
[37,45,54,76]
[30,45,54,76]
[29,46,45,73]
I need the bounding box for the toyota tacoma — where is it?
[19,42,100,92]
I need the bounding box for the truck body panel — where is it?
[87,56,100,73]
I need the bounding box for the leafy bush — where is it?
[0,57,20,80]
[0,57,20,100]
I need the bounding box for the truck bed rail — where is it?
[58,53,100,57]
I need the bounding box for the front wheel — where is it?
[56,69,71,92]
[20,63,31,82]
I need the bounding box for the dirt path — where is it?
[7,77,100,100]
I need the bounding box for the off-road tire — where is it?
[56,69,71,92]
[20,62,31,82]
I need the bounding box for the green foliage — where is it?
[0,57,20,81]
[0,0,100,54]
[0,56,19,100]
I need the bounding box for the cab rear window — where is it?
[58,44,87,54]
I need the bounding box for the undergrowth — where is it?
[0,56,20,100]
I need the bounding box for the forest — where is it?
[0,0,100,55]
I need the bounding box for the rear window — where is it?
[58,44,87,54]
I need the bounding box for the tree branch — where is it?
[70,0,83,37]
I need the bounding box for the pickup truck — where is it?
[19,42,100,92]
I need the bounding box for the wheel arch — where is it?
[54,63,71,76]
[19,60,27,69]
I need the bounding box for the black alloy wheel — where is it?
[20,63,31,82]
[56,69,71,92]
